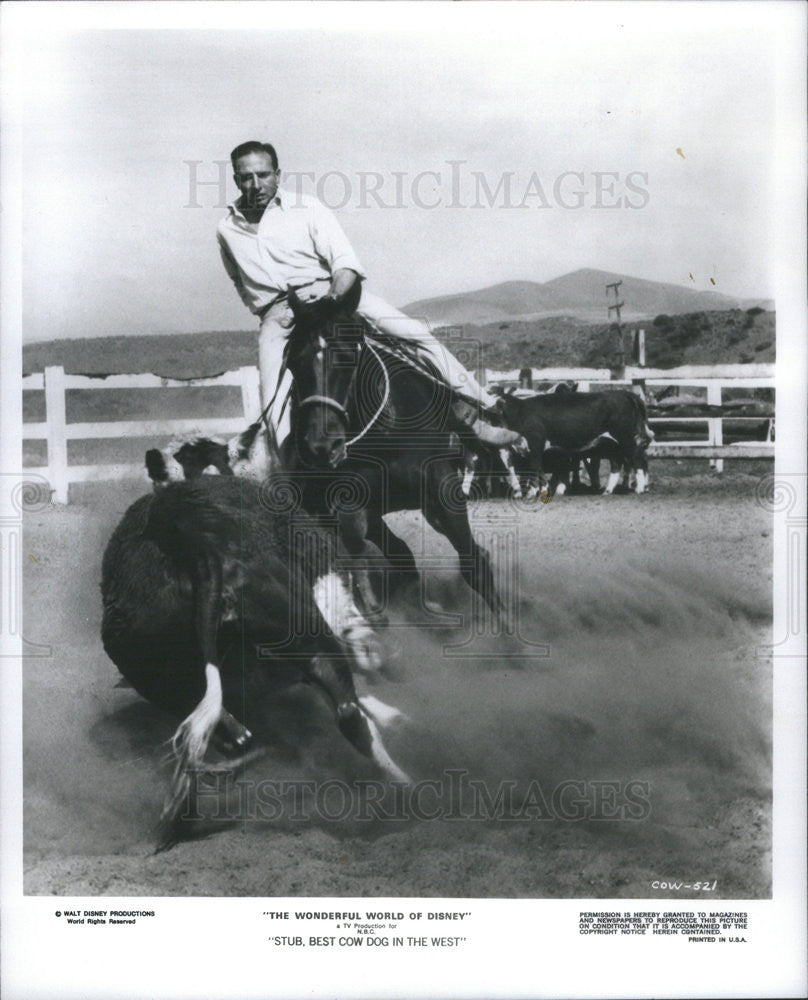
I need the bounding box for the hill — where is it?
[435,308,775,370]
[22,308,775,380]
[23,330,260,380]
[404,269,773,327]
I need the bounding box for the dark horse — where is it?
[280,290,507,625]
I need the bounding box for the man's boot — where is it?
[451,399,528,453]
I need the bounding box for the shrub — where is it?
[672,317,701,349]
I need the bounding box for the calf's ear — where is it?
[145,449,167,484]
[228,421,262,463]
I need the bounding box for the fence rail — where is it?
[23,362,774,503]
[486,362,774,388]
[23,365,260,503]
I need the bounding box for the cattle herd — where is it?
[472,382,654,500]
[101,379,655,850]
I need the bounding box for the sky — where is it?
[6,3,794,341]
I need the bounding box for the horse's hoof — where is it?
[211,725,253,758]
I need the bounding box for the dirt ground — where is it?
[22,462,773,899]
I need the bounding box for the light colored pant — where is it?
[257,280,496,446]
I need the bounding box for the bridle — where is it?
[296,337,391,449]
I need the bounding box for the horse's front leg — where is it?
[365,516,420,591]
[366,514,448,617]
[336,508,389,622]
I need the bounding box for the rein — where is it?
[344,340,390,447]
[251,357,287,462]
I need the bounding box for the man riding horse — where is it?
[217,140,524,458]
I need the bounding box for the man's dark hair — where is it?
[230,141,279,172]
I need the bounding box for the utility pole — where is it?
[606,280,625,366]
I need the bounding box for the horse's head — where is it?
[285,287,366,468]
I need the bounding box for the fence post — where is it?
[636,328,646,366]
[44,366,69,504]
[707,382,723,473]
[239,365,261,423]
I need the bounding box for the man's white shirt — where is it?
[217,190,366,316]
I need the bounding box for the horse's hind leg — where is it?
[307,653,410,783]
[366,515,446,618]
[424,481,507,625]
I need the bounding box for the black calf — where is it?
[101,476,408,849]
[496,389,652,497]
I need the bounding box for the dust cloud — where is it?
[23,481,773,896]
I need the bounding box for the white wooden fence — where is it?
[23,366,261,503]
[24,362,774,504]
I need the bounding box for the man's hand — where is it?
[326,268,361,308]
